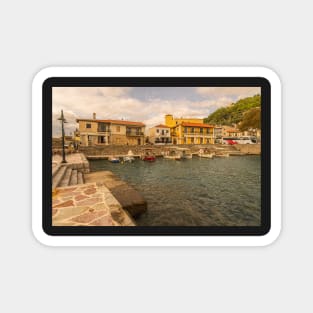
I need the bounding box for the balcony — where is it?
[97,128,110,134]
[184,133,214,138]
[126,131,144,136]
[155,139,172,144]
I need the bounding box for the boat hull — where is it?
[109,159,120,163]
[164,155,181,160]
[143,156,156,162]
[199,154,214,158]
[123,156,135,162]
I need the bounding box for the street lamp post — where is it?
[58,110,68,163]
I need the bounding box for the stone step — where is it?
[69,169,78,185]
[52,165,67,190]
[52,163,61,178]
[59,167,73,187]
[77,171,84,185]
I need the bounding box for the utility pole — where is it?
[58,110,67,163]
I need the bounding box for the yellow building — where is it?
[165,114,204,127]
[76,114,145,146]
[171,122,215,145]
[165,114,214,144]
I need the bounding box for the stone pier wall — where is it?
[234,144,261,155]
[79,144,238,156]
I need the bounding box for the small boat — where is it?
[123,155,135,162]
[123,150,135,162]
[163,147,181,160]
[141,148,156,162]
[215,153,230,158]
[108,156,120,163]
[176,147,192,159]
[199,153,214,158]
[198,149,214,158]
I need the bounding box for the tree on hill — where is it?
[204,94,261,126]
[238,107,261,131]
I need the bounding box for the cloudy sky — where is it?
[52,86,260,136]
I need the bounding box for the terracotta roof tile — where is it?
[76,118,145,126]
[180,122,214,128]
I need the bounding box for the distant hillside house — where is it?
[77,113,145,146]
[149,124,172,144]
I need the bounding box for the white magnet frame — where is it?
[32,67,281,246]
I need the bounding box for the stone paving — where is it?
[53,152,85,164]
[52,152,90,173]
[52,182,135,226]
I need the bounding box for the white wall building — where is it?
[149,124,172,144]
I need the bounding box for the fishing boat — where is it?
[123,150,135,163]
[198,148,214,158]
[141,148,156,162]
[108,156,120,163]
[176,147,192,159]
[163,147,181,160]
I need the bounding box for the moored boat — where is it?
[215,153,230,157]
[141,148,156,162]
[108,156,120,163]
[163,147,181,160]
[198,148,214,158]
[176,147,192,159]
[123,150,135,162]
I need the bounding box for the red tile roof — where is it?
[76,118,145,126]
[180,122,214,128]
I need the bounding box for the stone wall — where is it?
[79,144,238,156]
[234,144,261,155]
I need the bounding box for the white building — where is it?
[149,124,172,144]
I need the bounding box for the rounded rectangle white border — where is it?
[32,66,281,246]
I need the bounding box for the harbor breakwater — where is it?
[78,144,261,157]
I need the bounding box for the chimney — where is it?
[93,113,96,120]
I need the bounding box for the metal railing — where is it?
[126,131,144,136]
[183,133,214,138]
[97,128,110,133]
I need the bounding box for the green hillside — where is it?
[204,94,261,126]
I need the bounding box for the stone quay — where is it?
[52,152,146,226]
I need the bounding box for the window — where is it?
[191,127,194,133]
[156,129,159,133]
[184,127,187,133]
[98,136,106,144]
[98,123,107,132]
[166,130,169,133]
[86,123,91,129]
[200,128,203,133]
[116,126,120,132]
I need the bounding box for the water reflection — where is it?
[90,156,261,226]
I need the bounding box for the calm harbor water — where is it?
[90,156,261,226]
